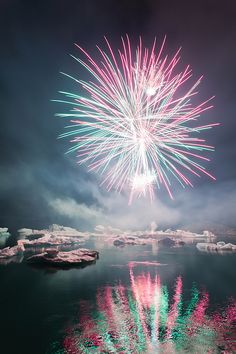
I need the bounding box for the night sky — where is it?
[1,0,236,232]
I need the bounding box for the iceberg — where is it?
[0,227,11,247]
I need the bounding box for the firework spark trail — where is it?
[56,36,219,202]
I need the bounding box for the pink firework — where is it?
[56,36,219,202]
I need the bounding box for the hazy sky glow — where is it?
[0,0,236,232]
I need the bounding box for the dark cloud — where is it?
[0,0,236,232]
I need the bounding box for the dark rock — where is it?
[158,237,175,247]
[113,239,125,246]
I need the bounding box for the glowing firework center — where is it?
[56,37,218,202]
[130,121,157,198]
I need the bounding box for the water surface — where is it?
[0,236,236,353]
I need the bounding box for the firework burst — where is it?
[56,36,219,202]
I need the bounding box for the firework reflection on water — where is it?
[60,265,236,353]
